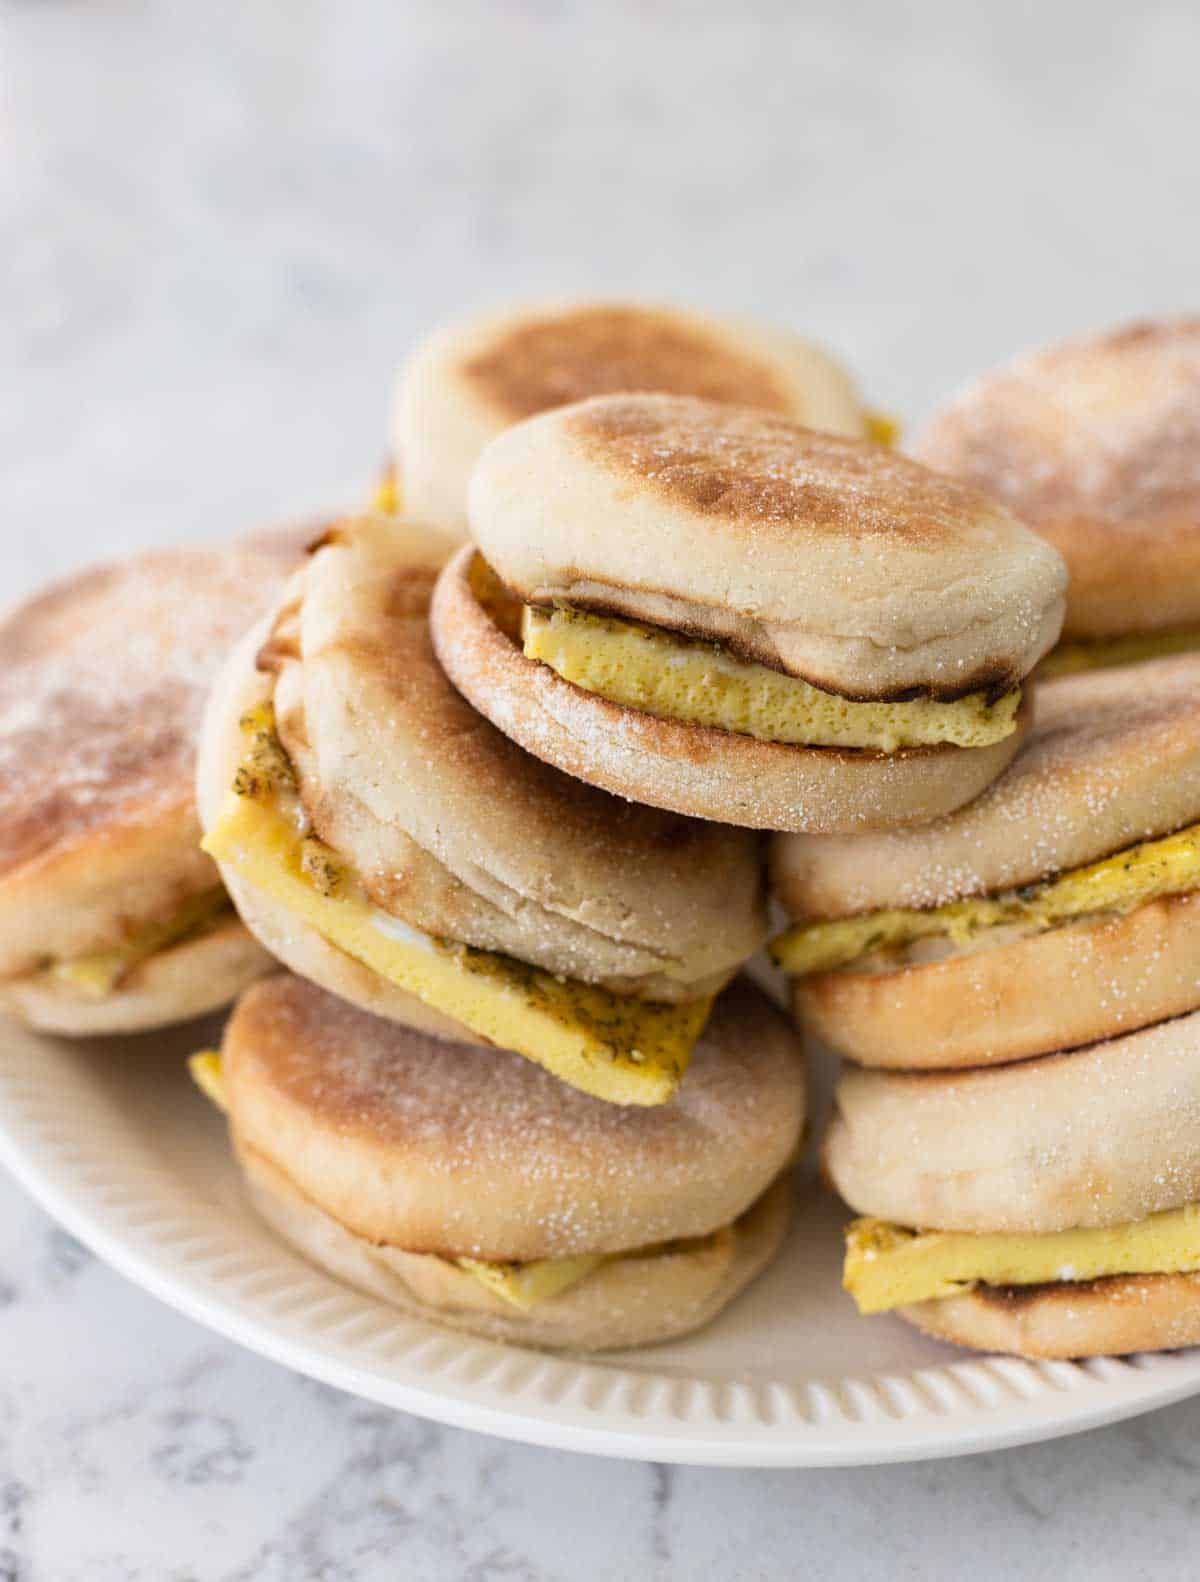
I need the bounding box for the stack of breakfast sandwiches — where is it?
[5,302,1199,1361]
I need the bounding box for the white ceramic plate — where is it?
[3,1014,1200,1467]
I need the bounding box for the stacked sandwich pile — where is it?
[3,301,1198,1361]
[773,319,1200,1358]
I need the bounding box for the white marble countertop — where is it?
[4,1,1200,1575]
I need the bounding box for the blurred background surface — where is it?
[3,3,1200,1578]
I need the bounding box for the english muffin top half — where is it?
[391,300,873,533]
[826,1009,1200,1238]
[198,515,767,1106]
[0,539,302,1033]
[471,394,1063,699]
[918,318,1200,664]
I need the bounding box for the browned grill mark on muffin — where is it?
[570,396,993,545]
[463,306,794,421]
[0,547,300,880]
[920,317,1200,531]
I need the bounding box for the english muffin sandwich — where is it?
[825,1009,1200,1358]
[0,539,303,1035]
[433,393,1066,832]
[918,319,1200,675]
[772,654,1200,1069]
[192,972,805,1351]
[392,299,879,533]
[197,514,766,1105]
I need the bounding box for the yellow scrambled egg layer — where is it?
[844,1206,1200,1314]
[189,1052,717,1309]
[188,1051,228,1110]
[202,722,709,1106]
[369,463,400,516]
[521,606,1020,751]
[864,411,901,446]
[772,821,1200,977]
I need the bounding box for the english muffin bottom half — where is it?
[434,393,1064,832]
[771,654,1200,1070]
[391,298,879,535]
[0,535,306,1035]
[824,1009,1200,1358]
[193,973,805,1352]
[197,514,767,1107]
[917,318,1200,675]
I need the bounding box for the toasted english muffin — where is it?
[435,394,1062,831]
[0,538,303,1034]
[392,300,871,533]
[771,655,1200,1068]
[433,547,1034,833]
[917,319,1200,661]
[469,394,1065,699]
[197,515,767,1105]
[825,1010,1200,1358]
[203,973,804,1351]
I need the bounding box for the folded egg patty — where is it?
[844,1206,1200,1314]
[521,605,1022,752]
[202,711,709,1105]
[772,820,1200,977]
